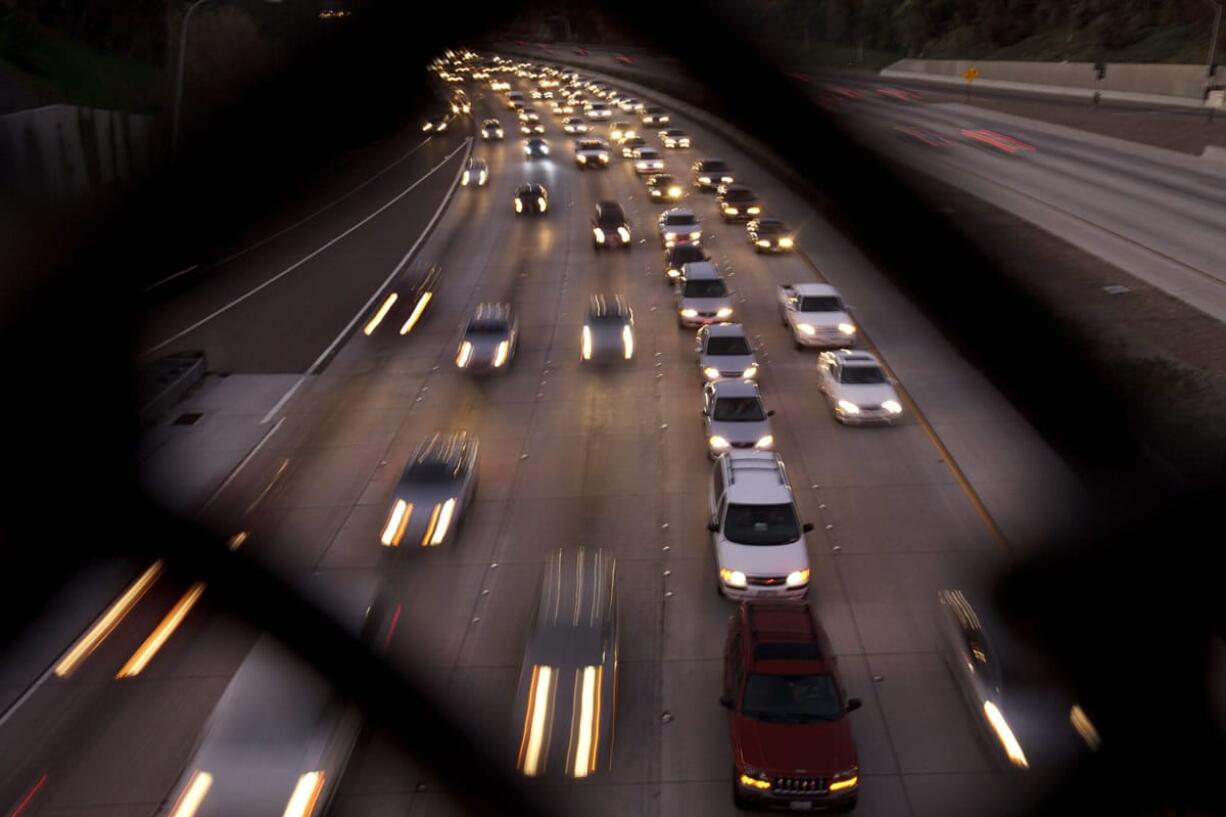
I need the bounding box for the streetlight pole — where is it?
[170,0,213,154]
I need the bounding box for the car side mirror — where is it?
[802,522,815,533]
[846,697,863,712]
[767,410,775,417]
[719,695,734,709]
[707,521,720,532]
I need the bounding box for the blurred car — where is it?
[961,128,1037,154]
[937,589,1099,772]
[640,105,670,126]
[746,218,794,252]
[703,380,775,457]
[381,431,479,547]
[817,350,903,424]
[894,125,953,147]
[422,112,451,133]
[562,116,588,134]
[552,100,575,115]
[519,122,546,135]
[658,208,702,248]
[617,96,639,112]
[506,90,526,110]
[609,121,635,142]
[659,128,691,149]
[592,201,631,249]
[777,282,855,348]
[449,91,471,115]
[460,158,488,188]
[716,184,761,222]
[633,147,665,175]
[646,173,684,202]
[518,108,541,123]
[664,244,708,282]
[581,295,635,363]
[876,86,922,101]
[574,137,611,169]
[723,602,861,809]
[455,303,518,372]
[708,452,812,600]
[615,54,635,65]
[480,118,505,140]
[585,101,612,120]
[693,158,734,191]
[513,548,618,779]
[697,321,758,382]
[676,261,733,327]
[706,377,769,453]
[620,136,647,158]
[513,183,548,215]
[523,137,550,159]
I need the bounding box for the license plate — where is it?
[789,802,813,811]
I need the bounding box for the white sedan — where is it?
[777,282,856,348]
[817,350,903,424]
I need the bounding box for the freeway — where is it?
[2,57,1088,817]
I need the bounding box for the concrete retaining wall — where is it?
[0,104,158,199]
[883,58,1213,104]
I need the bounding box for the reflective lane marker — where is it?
[141,140,470,358]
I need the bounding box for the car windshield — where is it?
[841,365,886,384]
[701,161,729,172]
[578,140,603,149]
[590,314,628,327]
[683,279,727,298]
[467,320,507,334]
[706,336,750,356]
[723,503,800,545]
[405,461,458,483]
[757,221,784,233]
[724,189,754,202]
[742,673,842,722]
[664,214,697,227]
[637,150,659,158]
[670,247,706,264]
[798,295,843,312]
[597,208,625,226]
[712,397,765,422]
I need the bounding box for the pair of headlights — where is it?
[719,568,808,589]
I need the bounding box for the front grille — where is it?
[858,404,881,411]
[730,441,754,448]
[747,575,786,587]
[697,311,716,318]
[773,776,828,795]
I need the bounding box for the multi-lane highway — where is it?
[2,54,1093,817]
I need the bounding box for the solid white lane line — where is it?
[141,140,470,358]
[142,137,431,294]
[202,416,285,508]
[259,377,305,425]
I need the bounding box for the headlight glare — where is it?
[708,435,730,450]
[703,367,721,380]
[883,399,903,414]
[720,569,748,588]
[837,399,860,415]
[786,568,810,587]
[716,307,733,318]
[838,322,856,335]
[755,434,774,449]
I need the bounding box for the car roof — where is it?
[755,218,785,227]
[787,282,840,297]
[696,158,728,167]
[466,158,487,168]
[722,184,753,194]
[831,349,881,366]
[470,302,512,323]
[409,431,476,472]
[527,548,616,664]
[681,261,720,279]
[705,322,747,338]
[588,294,632,318]
[721,451,793,503]
[739,602,832,673]
[515,183,545,194]
[710,379,761,399]
[661,207,696,219]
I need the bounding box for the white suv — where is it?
[708,452,813,600]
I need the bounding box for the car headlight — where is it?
[577,154,587,163]
[622,325,634,359]
[599,152,609,162]
[838,322,856,335]
[493,339,510,368]
[883,399,903,414]
[703,367,721,380]
[667,267,682,278]
[837,399,860,415]
[797,323,816,336]
[423,123,433,132]
[438,123,447,132]
[721,176,734,183]
[479,171,487,185]
[698,176,712,184]
[593,228,605,242]
[538,196,547,211]
[757,240,771,248]
[689,231,701,240]
[617,226,631,242]
[514,198,523,213]
[581,325,592,360]
[708,435,731,450]
[461,170,470,185]
[779,237,794,248]
[720,569,748,588]
[785,568,810,587]
[725,207,738,215]
[456,340,473,367]
[742,365,758,379]
[755,434,774,449]
[665,232,677,241]
[829,770,859,793]
[668,186,682,198]
[540,145,549,154]
[747,206,761,215]
[680,308,698,318]
[716,307,733,318]
[738,772,771,791]
[983,701,1029,768]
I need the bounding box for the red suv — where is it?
[722,602,862,811]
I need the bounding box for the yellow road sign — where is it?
[963,67,979,82]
